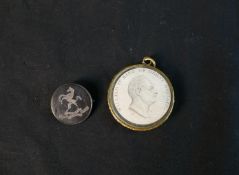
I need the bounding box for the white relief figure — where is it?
[58,87,89,119]
[128,76,158,118]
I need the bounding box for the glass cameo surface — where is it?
[51,83,93,125]
[108,57,174,131]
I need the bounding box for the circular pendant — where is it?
[51,83,93,125]
[108,57,174,131]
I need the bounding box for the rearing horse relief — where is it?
[58,87,89,119]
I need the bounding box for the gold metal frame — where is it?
[107,57,175,131]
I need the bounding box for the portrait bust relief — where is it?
[111,67,173,126]
[108,57,174,131]
[128,75,159,118]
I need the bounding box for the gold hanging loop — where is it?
[142,56,156,67]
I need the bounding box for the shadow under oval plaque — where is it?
[108,57,175,131]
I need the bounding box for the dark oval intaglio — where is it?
[51,83,93,125]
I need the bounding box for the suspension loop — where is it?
[142,56,156,67]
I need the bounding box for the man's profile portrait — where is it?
[128,75,158,118]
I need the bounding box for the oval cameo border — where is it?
[108,64,175,131]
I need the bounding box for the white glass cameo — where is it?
[108,57,174,131]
